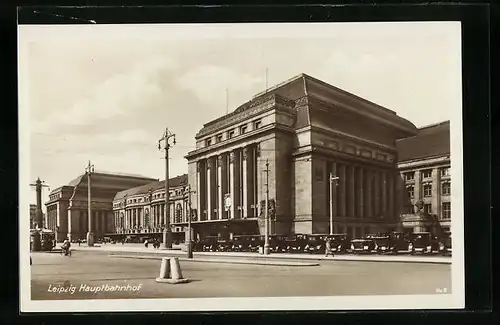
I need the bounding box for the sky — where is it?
[19,22,462,210]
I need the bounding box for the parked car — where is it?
[350,238,376,254]
[408,232,440,254]
[304,234,328,254]
[284,234,308,253]
[440,231,452,256]
[325,234,352,254]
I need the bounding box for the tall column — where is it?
[414,170,421,205]
[388,173,395,221]
[374,170,380,217]
[196,161,202,221]
[382,171,388,218]
[242,147,249,218]
[217,155,223,220]
[366,170,373,218]
[230,151,236,219]
[357,167,364,219]
[349,166,355,218]
[207,158,213,220]
[431,168,441,217]
[339,164,347,217]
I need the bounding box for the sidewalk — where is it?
[110,254,320,267]
[69,243,452,264]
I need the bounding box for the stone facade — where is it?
[185,73,419,239]
[45,173,157,242]
[396,121,451,233]
[111,174,189,241]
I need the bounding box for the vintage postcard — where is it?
[19,22,464,312]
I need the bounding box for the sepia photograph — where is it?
[19,22,464,312]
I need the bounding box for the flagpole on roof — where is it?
[265,67,269,93]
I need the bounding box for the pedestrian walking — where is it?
[325,239,334,257]
[144,239,149,248]
[78,239,81,247]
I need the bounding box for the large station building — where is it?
[48,74,451,242]
[45,172,157,241]
[184,73,422,240]
[111,174,189,242]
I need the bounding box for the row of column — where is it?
[69,210,109,235]
[114,200,188,230]
[329,162,395,220]
[196,144,259,222]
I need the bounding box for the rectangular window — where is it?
[216,134,223,143]
[423,184,432,197]
[422,169,432,179]
[205,138,212,146]
[442,202,451,219]
[442,182,451,195]
[240,125,247,134]
[228,129,235,139]
[254,120,262,129]
[424,204,432,214]
[405,172,415,181]
[406,185,414,198]
[441,167,450,177]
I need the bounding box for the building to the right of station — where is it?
[396,120,451,233]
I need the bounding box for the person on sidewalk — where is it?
[78,239,81,247]
[144,239,149,248]
[325,239,334,257]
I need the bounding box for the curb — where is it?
[108,254,320,267]
[71,248,451,265]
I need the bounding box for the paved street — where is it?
[30,251,451,300]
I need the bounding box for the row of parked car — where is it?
[192,231,452,256]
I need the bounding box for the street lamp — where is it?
[263,159,270,255]
[85,161,95,246]
[187,184,195,259]
[329,172,340,235]
[158,127,176,249]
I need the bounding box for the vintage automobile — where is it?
[199,236,219,252]
[216,238,233,252]
[283,234,308,253]
[387,232,412,254]
[369,235,392,254]
[325,234,352,254]
[269,235,287,253]
[350,237,376,254]
[304,234,328,254]
[231,235,248,252]
[439,231,452,256]
[247,235,264,252]
[408,232,441,254]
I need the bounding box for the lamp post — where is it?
[158,127,176,249]
[329,172,340,235]
[263,159,270,255]
[187,184,195,259]
[29,177,49,252]
[85,161,95,246]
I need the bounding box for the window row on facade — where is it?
[404,167,450,182]
[406,181,451,198]
[204,119,262,147]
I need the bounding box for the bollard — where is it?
[156,257,170,281]
[155,256,190,284]
[170,257,184,280]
